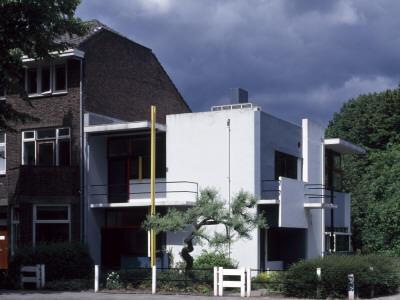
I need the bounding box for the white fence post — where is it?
[214,267,218,296]
[218,267,223,296]
[240,268,245,297]
[348,274,354,300]
[94,265,99,292]
[40,264,45,288]
[152,265,156,294]
[246,268,251,297]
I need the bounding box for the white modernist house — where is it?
[83,91,365,270]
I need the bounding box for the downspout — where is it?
[227,119,231,258]
[79,58,84,242]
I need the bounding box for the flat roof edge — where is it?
[324,138,366,155]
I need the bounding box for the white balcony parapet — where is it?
[304,203,337,209]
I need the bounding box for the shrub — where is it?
[45,279,92,291]
[283,254,400,299]
[9,241,94,288]
[251,271,284,293]
[106,271,123,290]
[193,251,237,269]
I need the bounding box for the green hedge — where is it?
[9,241,94,287]
[283,254,400,299]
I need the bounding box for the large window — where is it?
[275,151,300,180]
[325,150,343,191]
[0,132,5,174]
[22,127,70,166]
[33,205,70,244]
[25,63,67,96]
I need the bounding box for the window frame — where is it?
[22,127,71,166]
[33,204,71,245]
[0,132,6,175]
[25,62,67,97]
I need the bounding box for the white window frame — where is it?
[25,62,68,97]
[22,127,71,166]
[33,204,71,245]
[11,206,20,255]
[0,132,6,175]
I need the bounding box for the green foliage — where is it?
[193,251,237,269]
[0,0,89,131]
[326,87,400,253]
[143,188,267,268]
[9,241,94,287]
[106,271,123,290]
[251,271,284,293]
[283,254,400,299]
[45,279,92,291]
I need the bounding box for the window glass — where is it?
[23,131,34,139]
[41,66,51,92]
[275,151,298,180]
[0,146,5,172]
[0,132,4,143]
[108,139,128,157]
[55,64,66,91]
[27,68,38,94]
[36,206,68,220]
[35,223,69,243]
[23,142,35,165]
[58,139,70,166]
[38,142,55,166]
[37,128,56,139]
[58,128,70,137]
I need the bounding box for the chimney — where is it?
[230,88,248,104]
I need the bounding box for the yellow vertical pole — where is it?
[150,106,156,267]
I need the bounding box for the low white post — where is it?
[348,274,354,300]
[218,267,223,296]
[94,265,99,292]
[40,264,45,288]
[240,268,245,297]
[214,267,218,296]
[35,264,40,289]
[246,267,251,297]
[316,268,321,298]
[152,265,156,294]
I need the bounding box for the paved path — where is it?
[1,290,399,300]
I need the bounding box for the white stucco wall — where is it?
[302,119,325,259]
[166,108,259,268]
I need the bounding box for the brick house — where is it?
[0,20,190,270]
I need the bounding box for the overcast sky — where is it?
[76,0,400,127]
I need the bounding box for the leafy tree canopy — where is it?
[0,0,88,132]
[143,188,267,269]
[326,87,400,254]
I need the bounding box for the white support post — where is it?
[240,268,245,297]
[246,268,251,297]
[94,265,99,292]
[348,274,354,300]
[35,264,40,289]
[40,264,45,288]
[214,267,218,296]
[152,265,156,294]
[218,267,223,296]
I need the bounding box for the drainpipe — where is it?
[327,150,334,253]
[227,119,231,258]
[79,58,84,242]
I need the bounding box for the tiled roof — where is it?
[55,19,126,47]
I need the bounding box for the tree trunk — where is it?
[182,232,195,269]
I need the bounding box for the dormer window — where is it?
[25,63,67,96]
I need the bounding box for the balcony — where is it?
[13,165,80,197]
[89,180,198,208]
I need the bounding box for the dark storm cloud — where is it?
[76,0,400,126]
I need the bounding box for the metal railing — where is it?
[89,181,198,204]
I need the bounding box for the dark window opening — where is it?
[325,150,343,191]
[55,64,66,91]
[275,151,298,180]
[27,68,38,94]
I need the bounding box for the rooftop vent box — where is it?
[230,88,248,104]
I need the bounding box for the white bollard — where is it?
[152,265,156,294]
[214,267,218,296]
[40,264,45,288]
[94,265,99,292]
[348,274,354,300]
